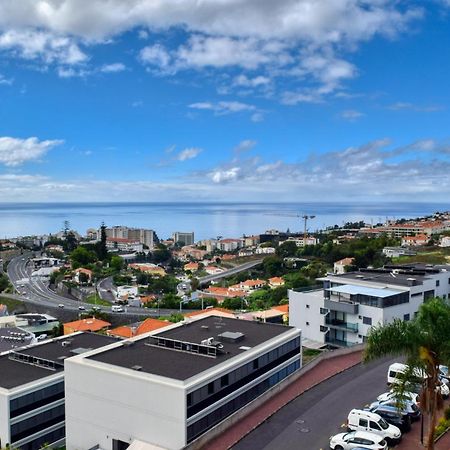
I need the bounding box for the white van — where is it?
[387,363,425,385]
[111,305,124,313]
[347,409,402,444]
[388,362,449,398]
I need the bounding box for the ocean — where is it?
[0,202,448,241]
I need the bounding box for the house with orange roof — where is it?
[238,279,267,292]
[204,265,224,275]
[200,287,246,303]
[129,263,166,277]
[268,277,285,288]
[64,317,111,335]
[107,326,134,339]
[135,318,172,336]
[184,307,235,321]
[73,267,93,284]
[272,304,289,323]
[333,257,355,275]
[184,262,199,272]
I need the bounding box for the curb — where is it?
[226,352,363,449]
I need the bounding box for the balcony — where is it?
[325,317,358,333]
[325,336,357,347]
[324,297,359,314]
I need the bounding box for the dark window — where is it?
[220,375,229,387]
[14,425,65,450]
[112,440,129,450]
[403,314,410,321]
[320,325,328,332]
[253,359,259,370]
[436,280,440,287]
[320,308,328,315]
[306,304,310,309]
[362,316,372,325]
[424,290,435,301]
[306,322,310,326]
[10,404,65,442]
[359,418,368,427]
[187,393,192,407]
[207,382,214,394]
[186,359,300,442]
[10,382,65,418]
[370,420,381,430]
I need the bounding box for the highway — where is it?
[6,255,179,317]
[198,259,264,286]
[233,356,398,450]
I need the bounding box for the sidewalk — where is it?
[206,349,363,450]
[397,405,450,450]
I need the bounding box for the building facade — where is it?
[172,232,195,246]
[65,316,302,450]
[289,264,450,347]
[0,333,115,450]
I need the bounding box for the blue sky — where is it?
[0,0,450,202]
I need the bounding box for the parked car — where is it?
[92,306,101,311]
[347,409,401,445]
[78,305,86,311]
[370,399,420,421]
[367,404,411,433]
[37,334,47,341]
[58,304,65,308]
[329,431,387,450]
[377,390,419,405]
[111,305,124,313]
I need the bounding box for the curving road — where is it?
[6,255,183,317]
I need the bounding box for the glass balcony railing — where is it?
[325,336,357,347]
[325,317,358,333]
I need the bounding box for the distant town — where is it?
[1,211,450,450]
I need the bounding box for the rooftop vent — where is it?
[218,331,245,343]
[123,341,135,347]
[61,340,72,347]
[355,275,364,278]
[131,365,142,371]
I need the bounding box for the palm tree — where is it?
[364,297,450,450]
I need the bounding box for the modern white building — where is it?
[0,333,115,450]
[64,316,302,450]
[289,264,450,348]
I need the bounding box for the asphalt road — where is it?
[6,255,188,317]
[233,356,397,450]
[199,259,264,286]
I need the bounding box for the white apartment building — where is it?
[0,333,115,450]
[289,264,450,348]
[65,316,302,450]
[286,236,318,247]
[106,238,144,253]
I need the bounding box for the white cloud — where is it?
[0,74,13,85]
[210,167,241,183]
[0,136,63,166]
[388,102,443,112]
[176,147,202,161]
[0,1,423,97]
[189,100,256,116]
[340,109,365,121]
[234,140,257,153]
[100,62,126,73]
[0,29,87,65]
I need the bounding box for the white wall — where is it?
[65,359,187,450]
[289,290,325,342]
[0,388,10,448]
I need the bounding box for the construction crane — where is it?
[301,214,316,240]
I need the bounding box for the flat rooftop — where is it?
[0,332,116,390]
[326,284,403,298]
[0,327,34,354]
[89,316,294,381]
[331,269,428,287]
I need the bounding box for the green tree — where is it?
[70,246,97,269]
[222,297,244,310]
[110,255,123,272]
[276,241,298,258]
[364,298,450,450]
[262,255,284,277]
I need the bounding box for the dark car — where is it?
[368,404,412,432]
